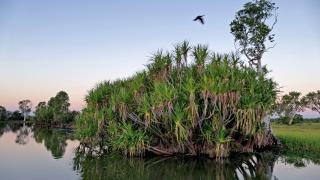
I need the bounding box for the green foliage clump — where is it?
[34,91,78,126]
[76,41,278,158]
[108,122,149,157]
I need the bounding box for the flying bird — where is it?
[193,15,205,24]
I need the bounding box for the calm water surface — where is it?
[0,122,319,180]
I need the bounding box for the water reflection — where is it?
[279,151,320,168]
[15,125,30,145]
[33,128,73,159]
[0,122,24,135]
[0,123,320,180]
[0,122,74,159]
[73,146,280,180]
[0,122,6,137]
[0,122,79,180]
[72,147,320,179]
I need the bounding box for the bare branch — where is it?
[266,43,277,51]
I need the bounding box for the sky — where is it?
[0,0,319,117]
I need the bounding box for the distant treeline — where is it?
[304,118,320,123]
[0,91,78,127]
[272,116,320,124]
[0,107,24,121]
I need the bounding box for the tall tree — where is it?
[0,106,7,121]
[35,101,51,123]
[276,92,304,125]
[18,100,32,121]
[230,0,278,72]
[48,91,70,124]
[302,90,320,114]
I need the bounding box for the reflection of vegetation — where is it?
[272,123,320,153]
[15,125,30,145]
[0,122,75,159]
[280,150,320,168]
[0,122,6,137]
[0,122,26,138]
[33,128,73,159]
[8,122,24,132]
[73,147,279,180]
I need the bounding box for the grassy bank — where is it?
[272,123,320,153]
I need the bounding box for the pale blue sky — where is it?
[0,0,319,117]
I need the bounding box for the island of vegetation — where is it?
[75,42,279,158]
[74,0,282,158]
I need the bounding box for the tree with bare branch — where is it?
[18,99,32,122]
[302,90,320,114]
[230,0,278,73]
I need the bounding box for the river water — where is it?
[0,122,319,180]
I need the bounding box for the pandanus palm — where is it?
[173,44,182,71]
[192,44,209,73]
[147,51,172,81]
[173,103,188,148]
[184,76,199,127]
[181,40,191,67]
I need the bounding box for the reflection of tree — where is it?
[33,128,70,159]
[0,122,26,138]
[280,150,320,167]
[73,146,280,180]
[8,122,24,133]
[1,123,74,159]
[0,123,6,137]
[15,125,30,145]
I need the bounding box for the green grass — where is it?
[272,123,320,153]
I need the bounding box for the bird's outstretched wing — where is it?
[199,17,204,24]
[193,15,205,24]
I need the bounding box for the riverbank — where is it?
[272,123,320,153]
[0,121,75,131]
[33,122,74,130]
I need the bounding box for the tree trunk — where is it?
[257,58,262,74]
[263,115,271,132]
[288,115,295,125]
